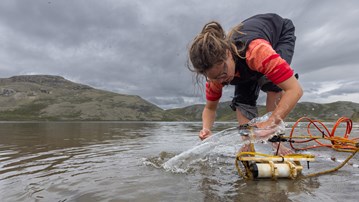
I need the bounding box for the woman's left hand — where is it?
[253,120,277,138]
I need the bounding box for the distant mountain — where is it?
[166,101,359,122]
[0,75,173,121]
[0,75,358,121]
[285,101,359,121]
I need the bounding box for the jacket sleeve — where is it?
[205,81,223,101]
[246,39,294,84]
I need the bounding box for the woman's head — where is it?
[187,21,242,84]
[188,21,229,75]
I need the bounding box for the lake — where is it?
[0,121,358,202]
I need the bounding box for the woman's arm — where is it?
[258,75,303,128]
[199,100,219,140]
[245,39,303,128]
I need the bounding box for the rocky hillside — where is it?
[0,75,171,121]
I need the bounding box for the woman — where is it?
[187,13,303,155]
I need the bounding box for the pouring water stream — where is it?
[162,113,285,173]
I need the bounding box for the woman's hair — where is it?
[187,21,245,83]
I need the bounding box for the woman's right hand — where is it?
[199,128,212,140]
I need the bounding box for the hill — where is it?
[0,75,358,122]
[166,101,359,122]
[0,75,172,121]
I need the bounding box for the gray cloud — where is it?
[0,0,358,109]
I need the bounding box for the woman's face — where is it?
[204,50,235,84]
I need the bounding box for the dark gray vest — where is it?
[229,13,292,85]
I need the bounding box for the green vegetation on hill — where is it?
[0,75,168,121]
[0,75,358,121]
[166,101,359,122]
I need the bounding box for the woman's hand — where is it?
[256,120,294,155]
[255,119,275,129]
[199,128,212,140]
[253,120,277,138]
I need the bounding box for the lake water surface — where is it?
[0,121,358,202]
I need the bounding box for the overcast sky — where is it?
[1,0,358,109]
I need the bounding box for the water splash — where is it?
[162,127,241,173]
[162,112,285,173]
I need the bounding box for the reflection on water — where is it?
[0,121,358,201]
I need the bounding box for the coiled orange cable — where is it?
[288,117,358,152]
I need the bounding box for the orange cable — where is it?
[289,117,357,151]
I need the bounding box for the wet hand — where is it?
[253,128,276,139]
[199,128,212,140]
[253,120,277,138]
